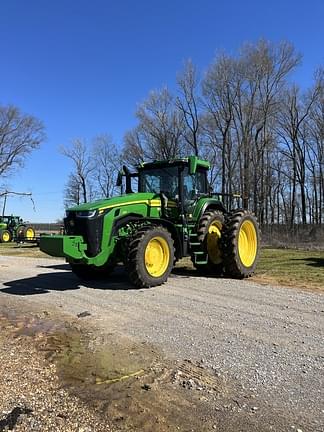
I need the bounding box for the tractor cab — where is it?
[119,156,211,215]
[0,215,20,228]
[138,157,209,202]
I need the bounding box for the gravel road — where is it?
[0,255,323,432]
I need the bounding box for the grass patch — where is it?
[0,242,51,258]
[252,248,324,292]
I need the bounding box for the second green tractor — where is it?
[0,215,36,243]
[40,156,260,287]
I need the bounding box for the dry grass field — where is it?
[252,248,324,292]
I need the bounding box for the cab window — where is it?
[183,167,207,201]
[139,166,179,199]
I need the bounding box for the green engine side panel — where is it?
[40,193,175,265]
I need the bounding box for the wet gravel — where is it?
[0,255,324,431]
[0,316,111,432]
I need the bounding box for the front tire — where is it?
[126,226,174,288]
[0,229,12,243]
[222,210,260,278]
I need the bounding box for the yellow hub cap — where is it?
[2,232,10,242]
[25,228,35,239]
[238,220,257,267]
[207,220,222,264]
[145,236,170,277]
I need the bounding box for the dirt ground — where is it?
[0,255,323,431]
[0,302,309,432]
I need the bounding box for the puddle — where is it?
[0,305,235,431]
[0,305,303,432]
[0,305,153,386]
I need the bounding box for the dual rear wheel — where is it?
[194,209,260,278]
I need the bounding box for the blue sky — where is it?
[1,0,323,222]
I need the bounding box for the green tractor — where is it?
[40,156,260,287]
[0,215,36,243]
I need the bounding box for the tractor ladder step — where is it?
[189,233,201,248]
[193,250,208,265]
[189,233,199,239]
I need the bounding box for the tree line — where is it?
[62,40,324,226]
[123,40,323,226]
[2,40,322,227]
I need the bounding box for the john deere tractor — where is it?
[0,215,36,243]
[40,156,260,287]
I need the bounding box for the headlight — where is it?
[75,210,97,218]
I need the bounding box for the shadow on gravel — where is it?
[37,263,71,271]
[1,267,137,296]
[292,257,324,267]
[172,266,222,279]
[1,265,211,297]
[0,406,33,431]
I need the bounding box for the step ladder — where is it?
[189,233,208,265]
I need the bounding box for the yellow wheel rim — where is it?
[2,232,10,242]
[145,236,170,277]
[207,220,222,264]
[25,228,35,239]
[238,220,257,267]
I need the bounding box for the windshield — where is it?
[139,166,179,199]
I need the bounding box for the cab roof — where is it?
[138,156,210,173]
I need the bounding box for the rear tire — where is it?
[126,225,174,288]
[222,210,260,278]
[23,226,36,240]
[193,210,225,275]
[16,224,25,240]
[0,229,12,243]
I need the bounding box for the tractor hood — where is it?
[66,192,161,214]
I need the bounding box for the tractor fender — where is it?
[110,213,144,239]
[110,213,182,259]
[196,200,227,223]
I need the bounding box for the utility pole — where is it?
[1,191,35,216]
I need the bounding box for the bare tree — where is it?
[64,173,82,208]
[176,60,201,156]
[0,105,45,178]
[277,81,321,225]
[61,139,94,204]
[202,54,238,205]
[306,69,324,224]
[123,126,147,167]
[92,134,121,198]
[230,40,301,212]
[124,87,185,162]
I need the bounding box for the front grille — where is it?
[64,212,104,257]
